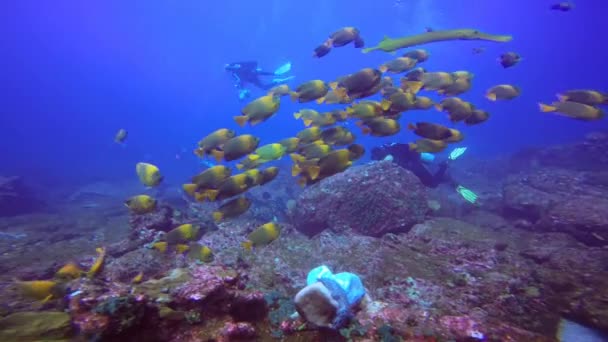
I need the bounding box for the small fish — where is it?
[242,222,281,251]
[152,241,168,253]
[551,2,573,11]
[464,109,490,125]
[194,128,236,157]
[290,80,329,103]
[357,118,400,137]
[125,195,157,214]
[556,90,608,106]
[402,49,429,62]
[498,52,521,68]
[164,224,202,245]
[87,247,106,278]
[409,139,448,153]
[296,127,322,144]
[188,243,213,262]
[136,162,163,187]
[132,272,144,284]
[212,197,251,222]
[191,165,231,188]
[235,95,281,126]
[17,280,63,302]
[407,122,454,140]
[379,57,418,74]
[539,101,604,121]
[267,84,291,97]
[114,129,128,144]
[210,135,260,162]
[260,167,279,185]
[277,137,300,153]
[55,262,82,280]
[486,84,521,101]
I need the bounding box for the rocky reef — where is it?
[0,133,607,340]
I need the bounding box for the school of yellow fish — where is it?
[16,26,606,303]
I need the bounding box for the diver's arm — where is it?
[256,70,276,76]
[234,61,258,69]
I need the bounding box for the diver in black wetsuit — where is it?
[371,143,478,203]
[371,143,453,188]
[224,61,293,101]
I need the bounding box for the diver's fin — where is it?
[273,76,295,84]
[274,62,292,76]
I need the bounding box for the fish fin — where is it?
[249,119,262,126]
[41,294,54,304]
[346,107,354,114]
[234,115,248,127]
[538,103,556,113]
[241,241,253,251]
[556,94,568,102]
[315,97,325,104]
[290,153,305,163]
[405,81,423,94]
[379,65,388,73]
[182,184,198,196]
[291,164,302,177]
[249,154,260,161]
[486,93,497,101]
[380,99,392,111]
[193,148,204,157]
[329,82,338,90]
[289,92,299,101]
[293,111,302,119]
[204,189,219,201]
[303,119,313,127]
[308,166,321,180]
[194,192,206,202]
[434,104,443,112]
[407,123,416,131]
[210,149,224,163]
[212,212,223,222]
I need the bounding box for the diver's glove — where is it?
[449,147,467,161]
[456,185,478,204]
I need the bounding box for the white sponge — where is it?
[294,282,339,328]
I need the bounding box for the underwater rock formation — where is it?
[128,204,175,233]
[292,160,428,237]
[502,167,608,245]
[0,176,43,217]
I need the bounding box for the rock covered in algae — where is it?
[293,161,428,237]
[0,311,73,341]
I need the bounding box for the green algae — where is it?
[0,311,73,341]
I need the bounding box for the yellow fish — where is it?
[136,162,163,187]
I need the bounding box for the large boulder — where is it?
[292,161,428,237]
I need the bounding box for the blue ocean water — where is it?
[2,0,606,188]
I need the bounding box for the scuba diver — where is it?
[371,143,478,204]
[224,61,294,101]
